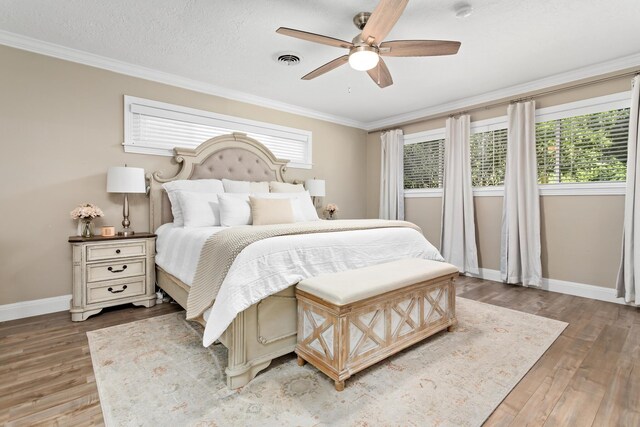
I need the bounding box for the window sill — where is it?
[404,182,626,198]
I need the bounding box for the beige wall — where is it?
[0,45,367,305]
[366,76,631,289]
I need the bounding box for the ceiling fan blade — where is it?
[361,0,409,45]
[367,58,393,88]
[276,27,353,49]
[380,40,461,57]
[302,55,349,80]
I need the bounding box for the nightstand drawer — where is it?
[87,278,146,304]
[86,241,146,261]
[87,259,145,282]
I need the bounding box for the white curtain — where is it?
[501,101,542,286]
[441,115,479,273]
[379,129,405,220]
[617,75,640,305]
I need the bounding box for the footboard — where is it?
[219,286,298,388]
[157,267,299,388]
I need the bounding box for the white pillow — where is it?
[218,193,252,226]
[162,179,224,226]
[222,179,270,193]
[251,191,319,222]
[296,191,321,221]
[178,192,220,227]
[270,181,305,193]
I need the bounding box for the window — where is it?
[123,96,313,169]
[536,108,629,185]
[403,130,445,190]
[470,124,508,187]
[402,91,630,198]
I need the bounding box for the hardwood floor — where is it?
[1,277,638,426]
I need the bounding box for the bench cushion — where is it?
[297,258,458,306]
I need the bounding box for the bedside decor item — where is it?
[305,178,325,208]
[107,166,146,236]
[101,226,116,237]
[70,203,104,238]
[324,203,339,220]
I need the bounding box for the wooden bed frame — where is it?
[148,132,299,388]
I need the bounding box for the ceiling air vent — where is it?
[275,53,302,66]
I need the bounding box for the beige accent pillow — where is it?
[270,181,305,193]
[249,197,295,225]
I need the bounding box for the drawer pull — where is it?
[107,285,128,294]
[107,265,128,273]
[115,249,121,254]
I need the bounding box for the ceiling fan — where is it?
[276,0,461,88]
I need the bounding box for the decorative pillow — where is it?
[162,179,224,226]
[177,192,220,227]
[249,197,295,225]
[218,193,252,227]
[222,179,270,193]
[296,191,321,221]
[269,181,305,193]
[251,191,319,222]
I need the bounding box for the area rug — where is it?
[87,298,566,427]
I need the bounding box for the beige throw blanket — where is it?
[186,219,421,320]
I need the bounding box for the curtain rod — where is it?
[375,70,639,133]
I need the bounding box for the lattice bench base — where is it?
[295,262,457,391]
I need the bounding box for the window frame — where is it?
[403,128,446,197]
[403,91,631,198]
[469,116,509,192]
[534,91,630,195]
[123,95,313,169]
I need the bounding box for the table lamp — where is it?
[107,166,146,236]
[305,178,326,208]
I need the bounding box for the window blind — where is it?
[403,138,445,189]
[536,108,629,184]
[470,128,508,187]
[124,96,312,169]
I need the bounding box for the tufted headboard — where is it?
[148,132,288,231]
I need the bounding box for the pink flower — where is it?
[324,203,339,214]
[70,203,104,220]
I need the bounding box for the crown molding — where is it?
[1,30,639,133]
[364,52,640,131]
[0,30,367,130]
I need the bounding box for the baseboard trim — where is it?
[0,294,71,322]
[465,268,633,306]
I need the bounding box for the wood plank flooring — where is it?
[1,277,638,426]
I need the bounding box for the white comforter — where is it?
[155,223,444,346]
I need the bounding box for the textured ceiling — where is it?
[1,0,639,125]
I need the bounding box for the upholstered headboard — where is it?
[148,132,288,231]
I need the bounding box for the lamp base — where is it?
[117,230,135,237]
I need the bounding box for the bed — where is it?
[148,132,443,388]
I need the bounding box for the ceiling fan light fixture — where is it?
[348,45,380,71]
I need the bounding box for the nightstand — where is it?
[68,233,157,321]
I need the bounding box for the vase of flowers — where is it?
[324,203,339,220]
[70,203,104,238]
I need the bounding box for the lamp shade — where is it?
[107,167,146,193]
[305,179,326,197]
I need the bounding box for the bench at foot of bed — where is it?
[295,258,459,391]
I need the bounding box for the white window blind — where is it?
[403,130,445,189]
[124,96,313,169]
[536,108,629,184]
[470,120,508,187]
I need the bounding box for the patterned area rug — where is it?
[87,298,566,427]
